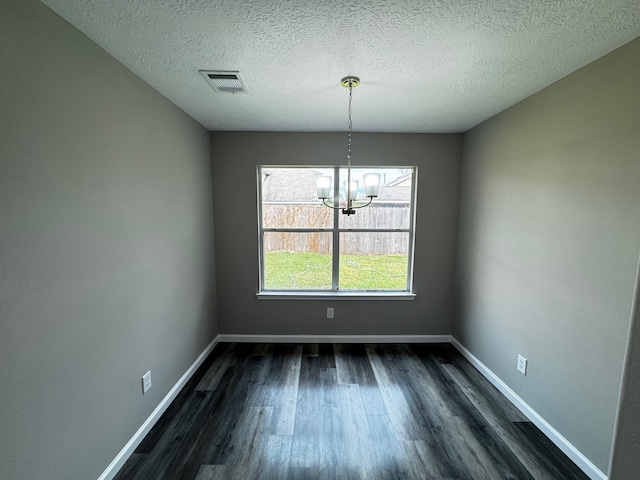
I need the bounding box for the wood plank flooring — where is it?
[114,343,589,480]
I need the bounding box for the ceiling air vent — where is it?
[200,70,249,94]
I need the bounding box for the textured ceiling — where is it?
[40,0,640,133]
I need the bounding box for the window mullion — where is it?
[406,168,418,291]
[337,228,411,233]
[332,166,340,291]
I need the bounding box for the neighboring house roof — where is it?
[376,174,412,202]
[386,174,412,188]
[262,168,323,203]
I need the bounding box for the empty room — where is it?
[1,1,639,479]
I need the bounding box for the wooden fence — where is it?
[263,204,410,255]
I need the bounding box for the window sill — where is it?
[256,291,416,301]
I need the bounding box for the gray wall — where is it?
[211,132,461,335]
[0,2,217,479]
[455,37,640,472]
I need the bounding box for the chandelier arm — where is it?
[349,196,375,210]
[322,198,342,210]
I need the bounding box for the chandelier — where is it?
[316,76,380,216]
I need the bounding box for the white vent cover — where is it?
[200,70,249,94]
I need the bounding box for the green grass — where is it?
[264,251,408,290]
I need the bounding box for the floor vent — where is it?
[200,70,249,94]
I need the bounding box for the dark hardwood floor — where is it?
[114,343,589,480]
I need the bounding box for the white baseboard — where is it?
[97,335,220,480]
[217,334,452,344]
[450,337,607,480]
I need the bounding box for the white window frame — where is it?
[257,166,417,300]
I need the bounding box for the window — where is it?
[258,166,416,296]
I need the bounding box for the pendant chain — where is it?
[347,83,353,170]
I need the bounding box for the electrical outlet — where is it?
[142,371,152,394]
[327,307,334,319]
[517,355,527,375]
